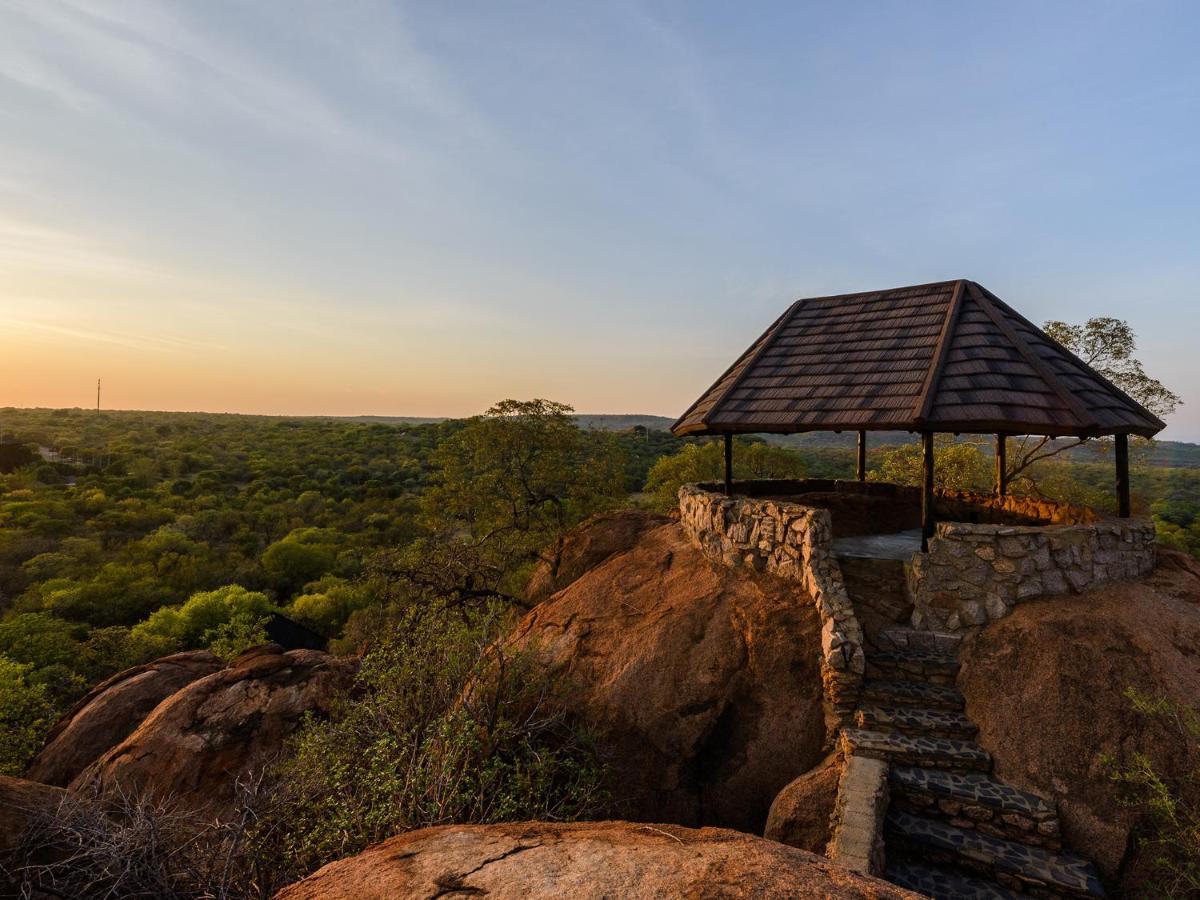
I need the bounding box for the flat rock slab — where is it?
[885,811,1106,897]
[861,679,965,711]
[842,729,991,772]
[833,530,923,561]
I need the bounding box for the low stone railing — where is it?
[910,517,1156,631]
[678,483,865,726]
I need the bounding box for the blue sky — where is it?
[2,1,1199,438]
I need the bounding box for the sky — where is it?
[2,1,1199,439]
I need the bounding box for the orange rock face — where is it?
[26,650,223,787]
[507,520,827,833]
[0,775,64,852]
[274,820,920,900]
[524,509,671,605]
[71,645,357,818]
[957,548,1200,891]
[764,751,842,853]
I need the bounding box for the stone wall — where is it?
[910,517,1156,631]
[677,484,864,726]
[679,479,1157,641]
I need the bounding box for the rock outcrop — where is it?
[0,775,64,852]
[957,549,1200,892]
[507,520,826,833]
[72,645,356,818]
[764,751,842,854]
[275,820,919,899]
[525,509,671,605]
[26,650,223,787]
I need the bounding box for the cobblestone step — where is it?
[856,704,978,739]
[885,810,1106,898]
[885,858,1031,899]
[841,728,991,772]
[890,766,1061,848]
[866,649,961,684]
[861,678,965,711]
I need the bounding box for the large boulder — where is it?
[525,509,672,605]
[764,751,841,854]
[958,549,1200,892]
[506,521,826,833]
[274,820,918,899]
[26,650,223,786]
[72,645,357,818]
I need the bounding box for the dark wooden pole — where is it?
[995,433,1008,497]
[723,433,733,496]
[1116,433,1130,517]
[921,431,935,551]
[856,430,867,482]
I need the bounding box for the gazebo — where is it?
[671,279,1164,548]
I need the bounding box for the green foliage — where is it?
[287,577,372,638]
[271,601,608,878]
[401,399,627,604]
[0,656,54,776]
[131,585,274,652]
[262,528,344,597]
[642,438,806,511]
[1102,688,1199,897]
[868,436,992,492]
[204,613,271,662]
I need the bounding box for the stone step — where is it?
[874,626,963,657]
[889,766,1061,848]
[861,678,965,711]
[856,704,978,739]
[841,728,991,772]
[885,859,1031,899]
[866,649,961,684]
[885,810,1107,898]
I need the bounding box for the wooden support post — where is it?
[921,431,935,551]
[1116,433,1130,518]
[723,433,733,497]
[995,434,1008,497]
[856,430,867,482]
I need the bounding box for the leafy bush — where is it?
[0,656,54,776]
[131,585,274,651]
[270,600,608,878]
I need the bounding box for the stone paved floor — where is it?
[857,705,978,739]
[843,727,992,772]
[832,528,923,561]
[860,678,965,710]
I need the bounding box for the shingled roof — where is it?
[672,280,1165,439]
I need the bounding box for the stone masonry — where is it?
[678,483,865,725]
[910,517,1156,631]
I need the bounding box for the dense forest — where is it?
[1,403,1199,780]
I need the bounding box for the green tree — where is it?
[869,436,992,492]
[642,439,806,511]
[1003,317,1183,490]
[262,529,342,598]
[132,585,274,651]
[402,400,626,605]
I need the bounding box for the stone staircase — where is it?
[842,628,1106,899]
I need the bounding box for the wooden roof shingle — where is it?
[672,279,1165,439]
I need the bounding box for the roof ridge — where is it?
[913,279,966,424]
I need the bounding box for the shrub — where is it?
[0,656,54,776]
[1102,688,1200,897]
[270,600,607,879]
